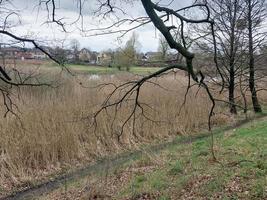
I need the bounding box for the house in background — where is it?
[78,48,98,64]
[0,47,21,59]
[31,48,48,60]
[17,49,34,60]
[79,48,91,63]
[0,46,50,60]
[144,52,159,61]
[140,53,148,62]
[0,45,120,66]
[97,52,113,65]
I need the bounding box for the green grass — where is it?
[129,66,163,74]
[116,119,267,199]
[67,64,117,74]
[44,62,163,74]
[37,117,267,200]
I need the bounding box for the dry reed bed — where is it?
[0,71,227,192]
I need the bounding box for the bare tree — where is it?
[113,32,141,71]
[124,32,141,70]
[244,0,266,113]
[197,0,248,114]
[158,34,170,61]
[196,0,267,115]
[70,39,81,64]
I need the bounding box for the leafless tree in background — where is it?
[70,39,81,64]
[196,0,248,114]
[158,34,170,61]
[196,0,266,114]
[245,0,266,113]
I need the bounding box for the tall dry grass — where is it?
[0,69,227,189]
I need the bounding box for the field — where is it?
[11,60,163,75]
[0,61,266,199]
[64,65,163,74]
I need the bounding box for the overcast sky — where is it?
[1,0,193,52]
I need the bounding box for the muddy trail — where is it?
[2,114,266,200]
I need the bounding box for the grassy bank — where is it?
[42,116,267,200]
[5,60,164,75]
[32,61,164,74]
[62,64,163,75]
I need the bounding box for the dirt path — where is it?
[2,114,266,200]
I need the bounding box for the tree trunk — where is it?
[248,0,262,113]
[229,62,237,114]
